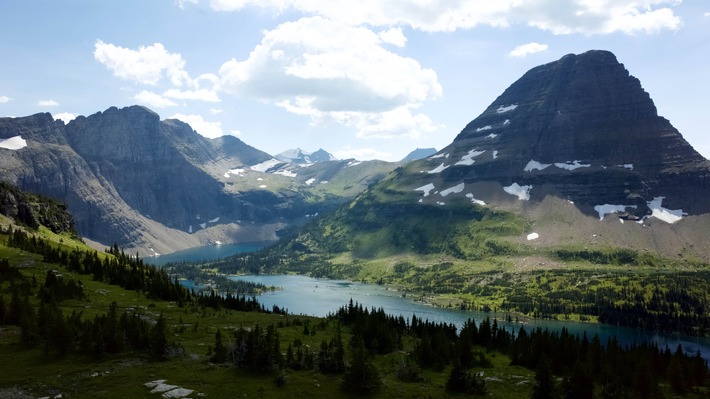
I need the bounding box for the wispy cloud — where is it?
[0,95,12,104]
[509,42,549,58]
[38,99,60,107]
[169,113,224,138]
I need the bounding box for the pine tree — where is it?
[531,356,554,399]
[341,336,381,395]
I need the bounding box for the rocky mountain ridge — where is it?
[0,106,396,254]
[262,50,710,262]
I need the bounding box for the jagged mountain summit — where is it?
[276,148,337,165]
[271,50,710,262]
[414,50,710,217]
[0,106,395,254]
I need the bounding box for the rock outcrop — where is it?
[424,50,710,217]
[0,106,394,253]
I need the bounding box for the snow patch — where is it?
[503,183,532,201]
[259,184,267,188]
[305,178,316,186]
[199,223,207,229]
[0,135,27,150]
[527,232,539,241]
[347,161,362,167]
[618,164,634,170]
[486,133,498,139]
[476,125,492,132]
[274,169,297,177]
[414,183,435,197]
[440,183,464,197]
[427,163,449,174]
[492,150,498,159]
[320,180,329,184]
[208,217,220,223]
[593,204,637,221]
[225,168,245,178]
[455,149,485,166]
[436,201,445,206]
[429,153,447,159]
[647,196,686,224]
[524,160,551,172]
[503,119,510,125]
[465,193,486,206]
[554,160,590,170]
[496,104,518,113]
[188,225,192,233]
[250,159,281,172]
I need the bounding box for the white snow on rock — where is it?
[465,193,486,206]
[320,180,329,184]
[427,163,450,174]
[347,161,362,167]
[188,225,193,233]
[486,133,498,139]
[554,160,590,170]
[440,183,464,197]
[647,196,686,224]
[274,169,297,177]
[199,223,207,229]
[524,160,551,172]
[496,104,518,113]
[257,178,263,181]
[476,125,492,132]
[414,183,436,197]
[145,380,167,388]
[0,135,27,150]
[208,217,220,223]
[436,201,445,206]
[305,178,316,186]
[618,164,634,170]
[503,119,510,125]
[162,388,195,398]
[492,150,498,159]
[150,384,179,393]
[259,184,267,188]
[250,159,281,172]
[455,149,485,166]
[429,153,447,159]
[527,232,539,241]
[503,183,532,200]
[593,204,637,220]
[225,168,245,178]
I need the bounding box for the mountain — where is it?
[248,50,710,264]
[275,148,336,165]
[401,148,437,162]
[0,106,396,254]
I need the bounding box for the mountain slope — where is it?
[245,50,710,265]
[0,106,395,254]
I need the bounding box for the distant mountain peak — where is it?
[401,148,437,163]
[276,148,336,165]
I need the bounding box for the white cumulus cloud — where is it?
[164,88,221,102]
[0,95,12,104]
[94,40,189,86]
[169,113,224,138]
[219,17,442,139]
[38,99,59,107]
[206,0,682,35]
[509,42,549,58]
[378,27,407,47]
[53,112,77,123]
[134,90,178,108]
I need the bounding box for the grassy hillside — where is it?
[209,180,710,336]
[1,192,708,398]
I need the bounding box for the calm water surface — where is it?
[143,241,273,266]
[231,274,710,361]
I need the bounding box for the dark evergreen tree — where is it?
[341,336,381,395]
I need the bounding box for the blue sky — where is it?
[0,1,708,162]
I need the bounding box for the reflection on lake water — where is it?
[230,274,710,361]
[142,241,273,266]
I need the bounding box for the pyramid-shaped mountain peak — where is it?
[411,50,710,217]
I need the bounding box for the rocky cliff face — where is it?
[0,106,393,254]
[418,50,710,217]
